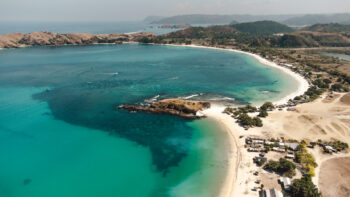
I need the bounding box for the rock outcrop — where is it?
[0,32,157,49]
[118,98,210,119]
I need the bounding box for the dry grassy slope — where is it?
[291,31,350,46]
[155,99,211,112]
[0,32,156,48]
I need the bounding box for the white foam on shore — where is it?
[164,43,310,197]
[165,44,310,106]
[182,94,199,99]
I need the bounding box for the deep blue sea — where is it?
[0,44,298,197]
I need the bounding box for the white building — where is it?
[260,188,284,197]
[279,177,292,191]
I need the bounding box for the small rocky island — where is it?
[118,98,210,119]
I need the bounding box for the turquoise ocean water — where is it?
[0,44,298,197]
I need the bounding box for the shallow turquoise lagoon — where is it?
[0,44,298,197]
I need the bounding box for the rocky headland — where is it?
[118,98,211,119]
[0,32,156,49]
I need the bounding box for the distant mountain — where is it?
[232,21,294,35]
[303,23,350,33]
[148,13,350,26]
[143,16,165,23]
[151,14,239,25]
[150,14,301,25]
[283,13,350,26]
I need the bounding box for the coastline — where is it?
[165,44,310,106]
[1,42,311,197]
[161,44,310,197]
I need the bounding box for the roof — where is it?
[285,142,299,150]
[264,188,284,197]
[279,177,291,185]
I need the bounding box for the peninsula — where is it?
[0,31,156,49]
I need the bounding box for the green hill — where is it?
[303,23,350,33]
[232,21,294,35]
[162,25,238,39]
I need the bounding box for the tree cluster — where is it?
[291,176,321,197]
[264,158,296,178]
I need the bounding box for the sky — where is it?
[0,0,350,22]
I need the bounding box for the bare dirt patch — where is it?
[319,157,350,197]
[341,94,350,105]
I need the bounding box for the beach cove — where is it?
[0,43,307,197]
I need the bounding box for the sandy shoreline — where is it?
[165,44,310,106]
[206,91,350,197]
[161,44,311,197]
[1,42,313,196]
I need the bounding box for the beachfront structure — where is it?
[246,137,265,145]
[324,145,337,153]
[272,147,286,153]
[285,154,295,159]
[248,148,265,152]
[253,156,267,164]
[252,139,265,144]
[279,177,291,191]
[260,188,283,197]
[280,63,295,68]
[284,142,299,151]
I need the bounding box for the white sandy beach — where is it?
[164,44,310,197]
[204,93,350,197]
[166,44,310,106]
[164,44,350,197]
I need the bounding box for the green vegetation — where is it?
[258,110,268,117]
[237,113,263,127]
[159,22,350,48]
[238,105,258,113]
[324,140,349,151]
[295,143,318,177]
[260,102,274,111]
[312,78,329,89]
[294,96,302,100]
[291,176,321,197]
[231,21,294,36]
[256,159,266,166]
[331,83,349,92]
[155,21,350,105]
[264,158,296,178]
[304,23,350,33]
[305,86,325,100]
[258,102,274,118]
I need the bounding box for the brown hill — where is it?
[0,32,156,49]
